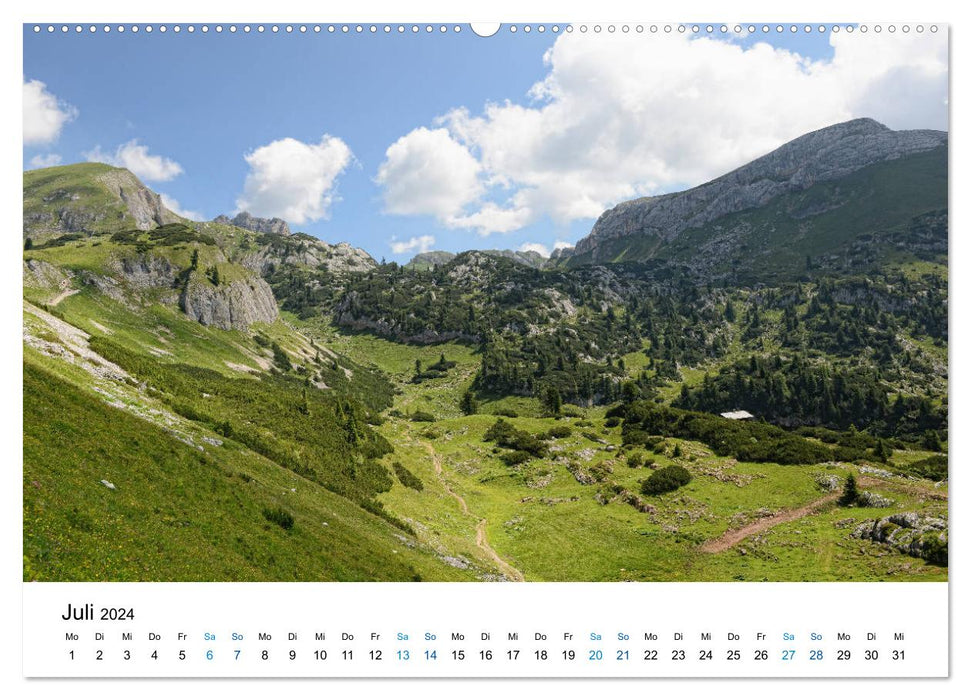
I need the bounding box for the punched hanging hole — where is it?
[470,23,501,38]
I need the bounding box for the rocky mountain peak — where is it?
[214,211,291,236]
[23,163,181,240]
[567,118,948,264]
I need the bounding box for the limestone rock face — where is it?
[214,212,291,236]
[23,259,68,290]
[96,168,181,231]
[180,274,279,331]
[110,255,179,290]
[568,119,948,263]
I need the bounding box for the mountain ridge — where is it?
[558,118,947,266]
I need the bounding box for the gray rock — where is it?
[859,465,895,479]
[110,255,178,290]
[180,274,279,330]
[857,491,895,508]
[406,251,456,270]
[23,259,68,289]
[97,168,181,231]
[852,511,947,561]
[815,474,840,492]
[240,239,376,277]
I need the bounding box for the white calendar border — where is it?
[3,0,964,697]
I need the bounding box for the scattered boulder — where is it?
[857,491,895,508]
[566,462,597,485]
[859,465,895,479]
[815,474,840,492]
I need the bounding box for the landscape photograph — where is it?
[22,24,948,582]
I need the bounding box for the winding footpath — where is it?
[699,492,842,554]
[422,441,525,581]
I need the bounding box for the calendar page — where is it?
[17,0,954,691]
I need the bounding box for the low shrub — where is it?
[483,419,546,457]
[544,426,572,439]
[923,532,948,566]
[641,465,692,496]
[392,461,424,491]
[262,506,295,531]
[500,450,532,466]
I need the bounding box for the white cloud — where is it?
[23,79,77,146]
[85,140,183,182]
[160,193,203,221]
[236,135,353,225]
[28,153,62,169]
[378,30,947,236]
[390,235,436,255]
[375,127,483,222]
[553,240,572,251]
[519,242,550,257]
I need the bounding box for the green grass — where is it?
[33,288,268,376]
[23,360,470,582]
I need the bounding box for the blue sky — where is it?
[23,24,947,261]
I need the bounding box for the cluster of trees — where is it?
[110,223,216,253]
[618,402,835,465]
[483,419,548,461]
[674,354,946,442]
[475,336,628,406]
[412,354,456,383]
[251,237,947,432]
[756,274,947,362]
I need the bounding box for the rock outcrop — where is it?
[566,119,948,264]
[23,259,68,290]
[852,512,947,563]
[406,251,457,271]
[214,212,291,236]
[180,274,279,331]
[241,239,376,276]
[109,255,179,290]
[407,249,548,271]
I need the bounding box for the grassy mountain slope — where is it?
[24,163,183,242]
[23,360,468,581]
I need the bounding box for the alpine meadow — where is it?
[23,118,948,583]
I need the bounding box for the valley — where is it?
[22,119,949,582]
